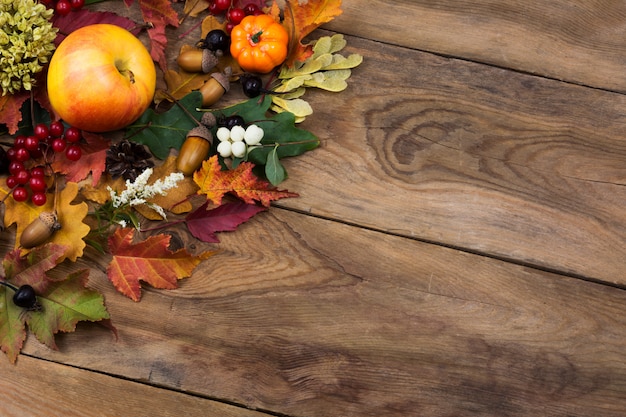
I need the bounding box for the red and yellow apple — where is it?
[47,24,156,132]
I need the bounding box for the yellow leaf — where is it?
[183,0,210,18]
[5,182,90,262]
[80,175,125,205]
[271,97,313,118]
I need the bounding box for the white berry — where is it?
[216,127,231,142]
[231,141,247,158]
[244,124,264,145]
[230,125,245,142]
[217,141,232,157]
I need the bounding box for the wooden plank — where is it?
[327,0,626,92]
[272,31,626,285]
[19,210,626,417]
[0,355,271,417]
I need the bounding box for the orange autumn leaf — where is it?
[193,155,298,207]
[107,227,214,301]
[156,67,213,103]
[4,182,90,262]
[282,0,343,66]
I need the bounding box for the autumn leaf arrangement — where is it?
[0,0,362,362]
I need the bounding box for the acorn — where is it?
[199,67,231,107]
[20,211,61,249]
[177,48,219,73]
[176,125,213,176]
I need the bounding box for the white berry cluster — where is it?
[216,124,264,158]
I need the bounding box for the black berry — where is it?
[218,115,246,129]
[12,284,40,310]
[241,74,264,98]
[200,30,230,54]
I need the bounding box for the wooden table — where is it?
[2,0,626,416]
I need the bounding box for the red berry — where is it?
[225,21,236,34]
[14,135,26,148]
[31,192,47,206]
[55,0,71,15]
[6,148,16,160]
[30,166,46,178]
[12,187,28,202]
[64,126,81,143]
[51,138,67,153]
[243,3,260,15]
[66,145,82,161]
[6,176,17,189]
[34,124,49,140]
[69,0,84,9]
[212,0,231,12]
[227,7,245,24]
[14,148,30,162]
[49,121,64,137]
[29,176,47,192]
[24,136,40,152]
[8,161,24,175]
[15,169,30,185]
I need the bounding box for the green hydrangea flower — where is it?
[0,0,58,95]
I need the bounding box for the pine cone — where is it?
[106,140,155,181]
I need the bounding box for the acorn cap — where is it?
[39,211,61,232]
[186,125,213,142]
[200,112,217,128]
[201,49,219,73]
[211,67,232,92]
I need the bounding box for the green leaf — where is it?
[27,269,110,350]
[265,146,287,185]
[125,92,204,159]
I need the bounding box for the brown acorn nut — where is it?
[199,68,231,107]
[177,125,213,176]
[20,211,61,249]
[177,49,219,73]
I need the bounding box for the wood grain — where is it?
[19,210,626,417]
[0,355,272,417]
[273,31,626,285]
[327,0,626,92]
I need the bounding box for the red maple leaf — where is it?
[107,228,214,301]
[193,156,299,207]
[185,200,266,243]
[125,0,180,72]
[0,92,29,135]
[52,9,139,46]
[51,132,111,186]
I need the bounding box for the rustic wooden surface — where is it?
[2,0,626,416]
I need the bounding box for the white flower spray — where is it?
[107,168,184,223]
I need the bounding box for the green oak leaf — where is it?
[125,92,204,159]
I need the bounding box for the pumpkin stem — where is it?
[250,30,263,45]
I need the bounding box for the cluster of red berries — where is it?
[5,121,82,206]
[208,1,265,33]
[39,0,85,16]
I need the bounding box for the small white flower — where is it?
[109,168,185,220]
